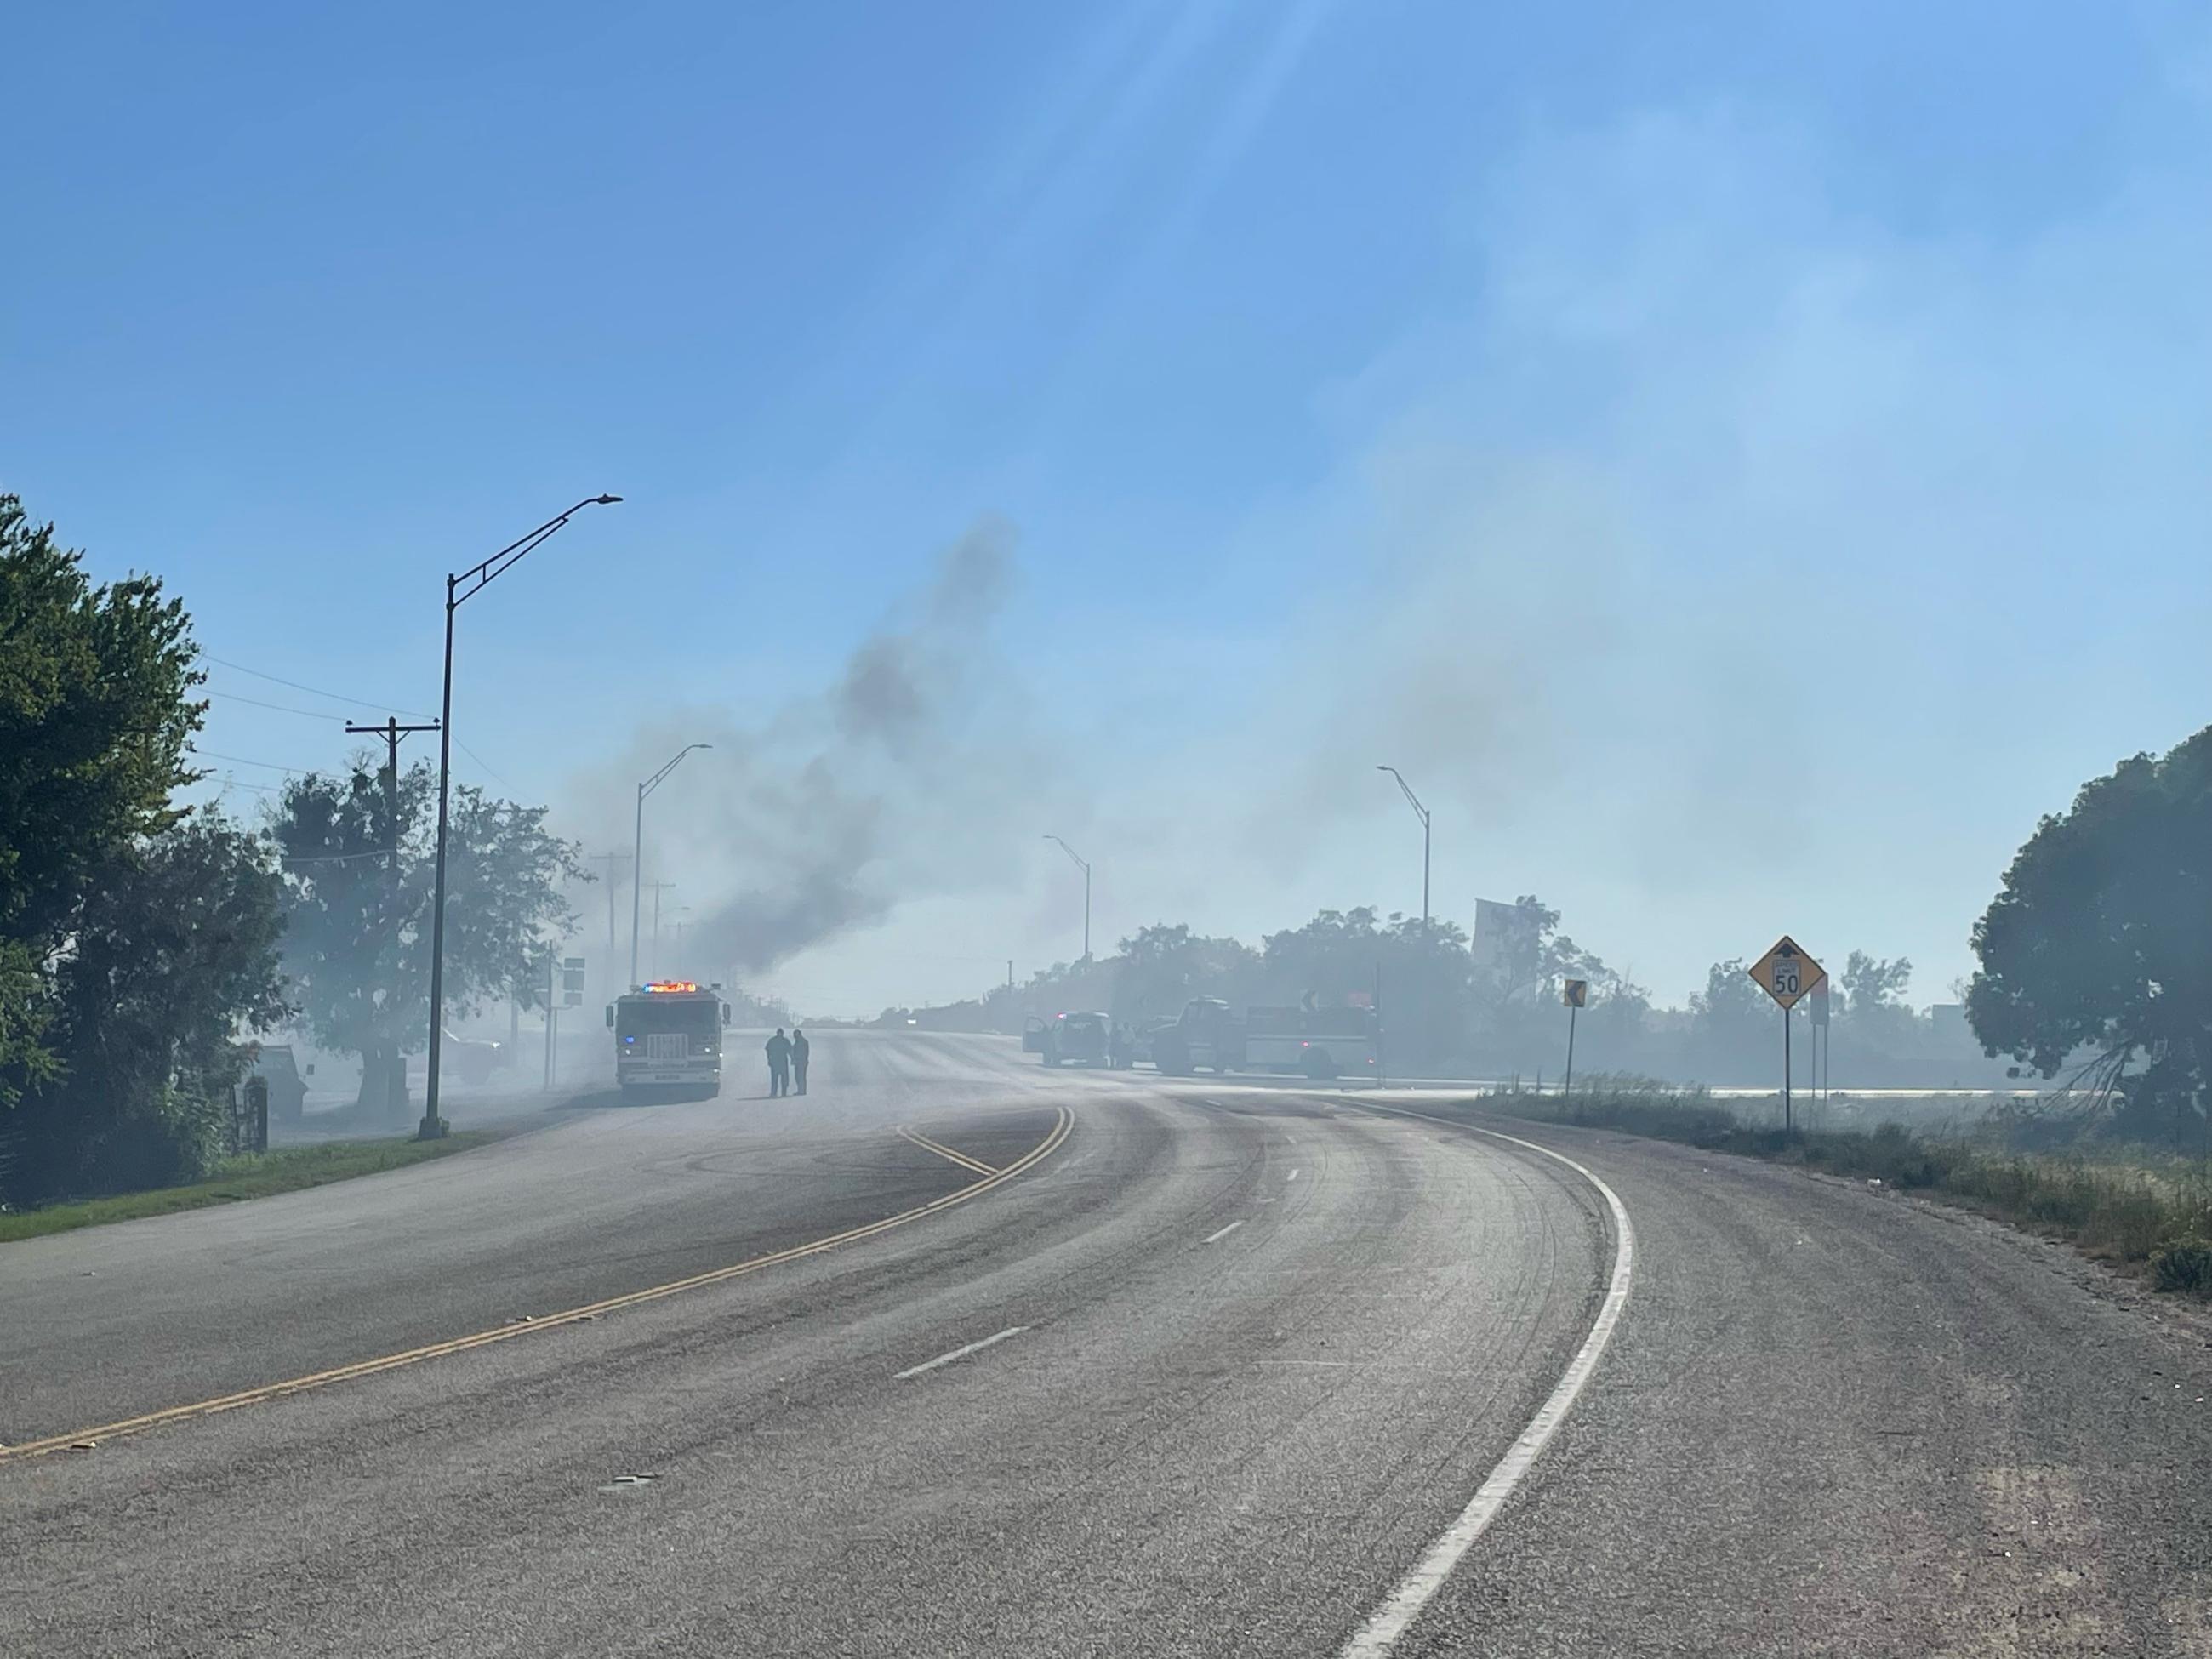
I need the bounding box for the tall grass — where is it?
[1480,1080,2212,1296]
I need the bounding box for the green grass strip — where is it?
[0,1132,504,1245]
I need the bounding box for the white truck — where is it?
[607,981,732,1102]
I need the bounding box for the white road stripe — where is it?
[893,1325,1029,1380]
[1337,1105,1636,1658]
[1202,1220,1245,1245]
[1287,1168,1301,1182]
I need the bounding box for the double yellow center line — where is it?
[0,1107,1074,1465]
[898,1125,1001,1177]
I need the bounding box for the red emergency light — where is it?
[643,980,698,994]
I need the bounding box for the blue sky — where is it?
[6,2,2209,1013]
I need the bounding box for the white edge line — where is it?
[1337,1103,1636,1659]
[892,1325,1029,1380]
[1202,1219,1245,1245]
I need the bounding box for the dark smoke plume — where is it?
[566,518,1043,977]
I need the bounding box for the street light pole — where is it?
[1376,765,1431,942]
[1043,835,1092,960]
[630,744,711,988]
[422,495,619,1142]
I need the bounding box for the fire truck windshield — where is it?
[617,999,720,1041]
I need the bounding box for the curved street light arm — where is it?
[451,494,623,609]
[1043,833,1091,875]
[641,741,712,802]
[1376,764,1429,827]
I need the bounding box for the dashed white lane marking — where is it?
[1337,1103,1636,1659]
[1202,1220,1246,1246]
[893,1325,1029,1380]
[1288,1168,1301,1182]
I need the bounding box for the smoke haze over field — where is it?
[31,5,2205,1018]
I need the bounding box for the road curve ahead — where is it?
[3,1032,2209,1656]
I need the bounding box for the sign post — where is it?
[543,953,558,1092]
[1747,937,1825,1136]
[1561,978,1588,1095]
[1372,961,1385,1089]
[1810,979,1830,1107]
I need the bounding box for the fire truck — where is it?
[1145,998,1377,1080]
[607,981,732,1101]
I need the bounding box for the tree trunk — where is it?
[355,1044,410,1119]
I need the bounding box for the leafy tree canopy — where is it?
[1968,726,2211,1132]
[271,759,588,1102]
[13,818,289,1200]
[1841,950,1913,1014]
[0,495,205,1104]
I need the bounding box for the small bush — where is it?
[2152,1240,2212,1294]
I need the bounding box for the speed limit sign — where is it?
[1748,937,1824,1009]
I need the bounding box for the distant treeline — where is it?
[874,903,2001,1090]
[879,721,2211,1140]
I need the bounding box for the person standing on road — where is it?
[790,1027,811,1096]
[765,1028,791,1097]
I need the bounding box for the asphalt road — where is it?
[3,1033,2208,1656]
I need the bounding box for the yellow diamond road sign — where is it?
[1747,936,1825,1010]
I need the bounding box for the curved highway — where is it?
[3,1032,2205,1656]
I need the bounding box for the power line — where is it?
[187,747,316,775]
[202,654,436,721]
[204,688,349,720]
[205,655,522,792]
[453,739,512,790]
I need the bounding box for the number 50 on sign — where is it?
[1747,936,1824,1009]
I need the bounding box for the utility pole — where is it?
[645,881,677,978]
[346,717,442,853]
[587,850,632,969]
[346,715,439,1120]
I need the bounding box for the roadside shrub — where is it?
[2152,1240,2212,1295]
[1468,1083,2212,1295]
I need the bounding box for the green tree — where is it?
[1109,923,1260,1024]
[1472,896,1607,1008]
[1688,958,1775,1078]
[272,760,588,1113]
[0,496,203,1103]
[1841,950,1913,1014]
[1968,727,2212,1138]
[13,818,289,1200]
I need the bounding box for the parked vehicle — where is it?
[441,1029,505,1086]
[247,1044,314,1123]
[1023,1011,1112,1068]
[1146,998,1376,1080]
